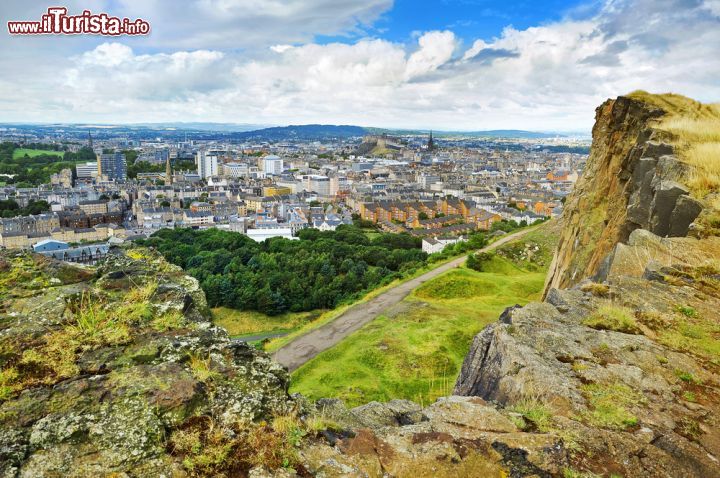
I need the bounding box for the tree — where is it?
[418,212,429,220]
[141,225,429,315]
[467,252,493,272]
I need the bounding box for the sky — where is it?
[0,0,719,131]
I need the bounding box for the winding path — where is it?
[273,227,537,371]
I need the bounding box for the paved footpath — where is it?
[273,227,537,371]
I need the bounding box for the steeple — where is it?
[165,156,172,186]
[88,131,93,150]
[427,130,435,151]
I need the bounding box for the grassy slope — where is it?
[289,224,558,407]
[12,148,64,159]
[211,307,321,338]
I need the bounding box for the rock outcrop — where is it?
[0,249,294,477]
[544,96,704,294]
[456,93,720,477]
[290,396,568,478]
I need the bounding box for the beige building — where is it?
[0,223,125,249]
[78,200,109,216]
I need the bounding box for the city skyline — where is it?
[1,0,719,130]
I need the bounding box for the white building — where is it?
[246,228,296,242]
[76,162,99,179]
[224,162,249,178]
[422,235,466,254]
[263,155,284,176]
[197,151,219,179]
[304,175,330,197]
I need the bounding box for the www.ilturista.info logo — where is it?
[7,7,150,36]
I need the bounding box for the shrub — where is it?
[675,369,702,384]
[580,282,610,298]
[466,252,494,272]
[170,414,311,476]
[188,353,220,382]
[675,304,698,318]
[583,305,640,334]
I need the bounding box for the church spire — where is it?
[427,130,435,151]
[88,131,93,150]
[165,156,172,186]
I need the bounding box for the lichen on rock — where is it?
[0,248,295,477]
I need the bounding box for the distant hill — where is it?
[131,122,271,132]
[462,129,564,139]
[230,124,368,141]
[368,128,564,139]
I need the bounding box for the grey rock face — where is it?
[454,275,720,477]
[669,195,704,236]
[649,180,690,236]
[626,153,701,238]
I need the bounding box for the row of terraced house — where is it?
[358,198,502,232]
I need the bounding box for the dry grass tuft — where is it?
[627,91,720,197]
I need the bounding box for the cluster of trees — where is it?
[0,199,50,218]
[127,158,196,179]
[127,161,165,179]
[0,143,95,187]
[140,225,427,315]
[62,146,96,162]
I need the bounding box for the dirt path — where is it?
[273,227,537,371]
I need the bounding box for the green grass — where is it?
[289,257,546,407]
[211,307,321,338]
[507,397,553,432]
[265,224,544,353]
[12,148,64,159]
[583,304,640,334]
[580,382,644,430]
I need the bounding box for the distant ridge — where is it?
[368,128,564,139]
[230,124,368,141]
[0,122,576,141]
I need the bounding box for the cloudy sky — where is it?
[1,0,719,131]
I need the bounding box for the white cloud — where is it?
[0,0,719,130]
[404,31,457,80]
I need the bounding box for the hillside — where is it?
[289,222,560,407]
[230,124,368,141]
[544,92,720,292]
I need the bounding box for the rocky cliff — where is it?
[454,93,720,477]
[544,94,708,293]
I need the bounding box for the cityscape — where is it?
[0,124,587,258]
